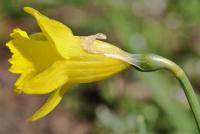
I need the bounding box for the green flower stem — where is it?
[131,54,200,132]
[178,72,200,132]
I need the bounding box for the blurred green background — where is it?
[0,0,200,134]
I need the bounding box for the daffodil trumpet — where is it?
[5,7,200,132]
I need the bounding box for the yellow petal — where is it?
[7,28,61,72]
[62,56,129,83]
[6,28,64,94]
[22,60,69,94]
[29,84,72,121]
[24,7,79,59]
[6,29,34,74]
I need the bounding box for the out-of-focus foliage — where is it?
[0,0,200,134]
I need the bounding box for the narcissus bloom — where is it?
[6,7,200,132]
[6,7,130,121]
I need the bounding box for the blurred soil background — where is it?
[0,0,200,134]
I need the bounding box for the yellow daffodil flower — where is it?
[6,7,130,121]
[5,7,200,132]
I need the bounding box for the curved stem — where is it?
[102,52,200,132]
[178,72,200,132]
[130,54,200,132]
